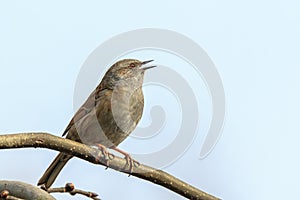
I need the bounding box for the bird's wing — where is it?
[62,85,105,136]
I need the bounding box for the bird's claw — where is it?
[95,144,114,169]
[110,147,140,175]
[108,153,115,160]
[124,154,140,175]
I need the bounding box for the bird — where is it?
[37,59,156,189]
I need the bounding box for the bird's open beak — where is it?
[141,60,156,70]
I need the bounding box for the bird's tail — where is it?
[37,153,73,189]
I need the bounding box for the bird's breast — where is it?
[93,87,144,146]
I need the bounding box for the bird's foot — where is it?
[124,154,140,174]
[111,147,140,174]
[96,144,114,169]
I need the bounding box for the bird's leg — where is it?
[95,144,114,168]
[111,147,140,173]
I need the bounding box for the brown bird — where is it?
[37,59,156,189]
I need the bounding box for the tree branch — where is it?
[0,133,220,200]
[0,180,55,200]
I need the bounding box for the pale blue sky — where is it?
[1,1,300,200]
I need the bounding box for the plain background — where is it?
[1,1,300,199]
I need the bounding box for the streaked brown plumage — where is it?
[37,59,156,188]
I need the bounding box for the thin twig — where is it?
[45,183,100,200]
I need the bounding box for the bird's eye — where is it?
[129,63,135,68]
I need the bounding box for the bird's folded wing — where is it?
[62,86,107,136]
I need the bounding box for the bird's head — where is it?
[102,59,156,89]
